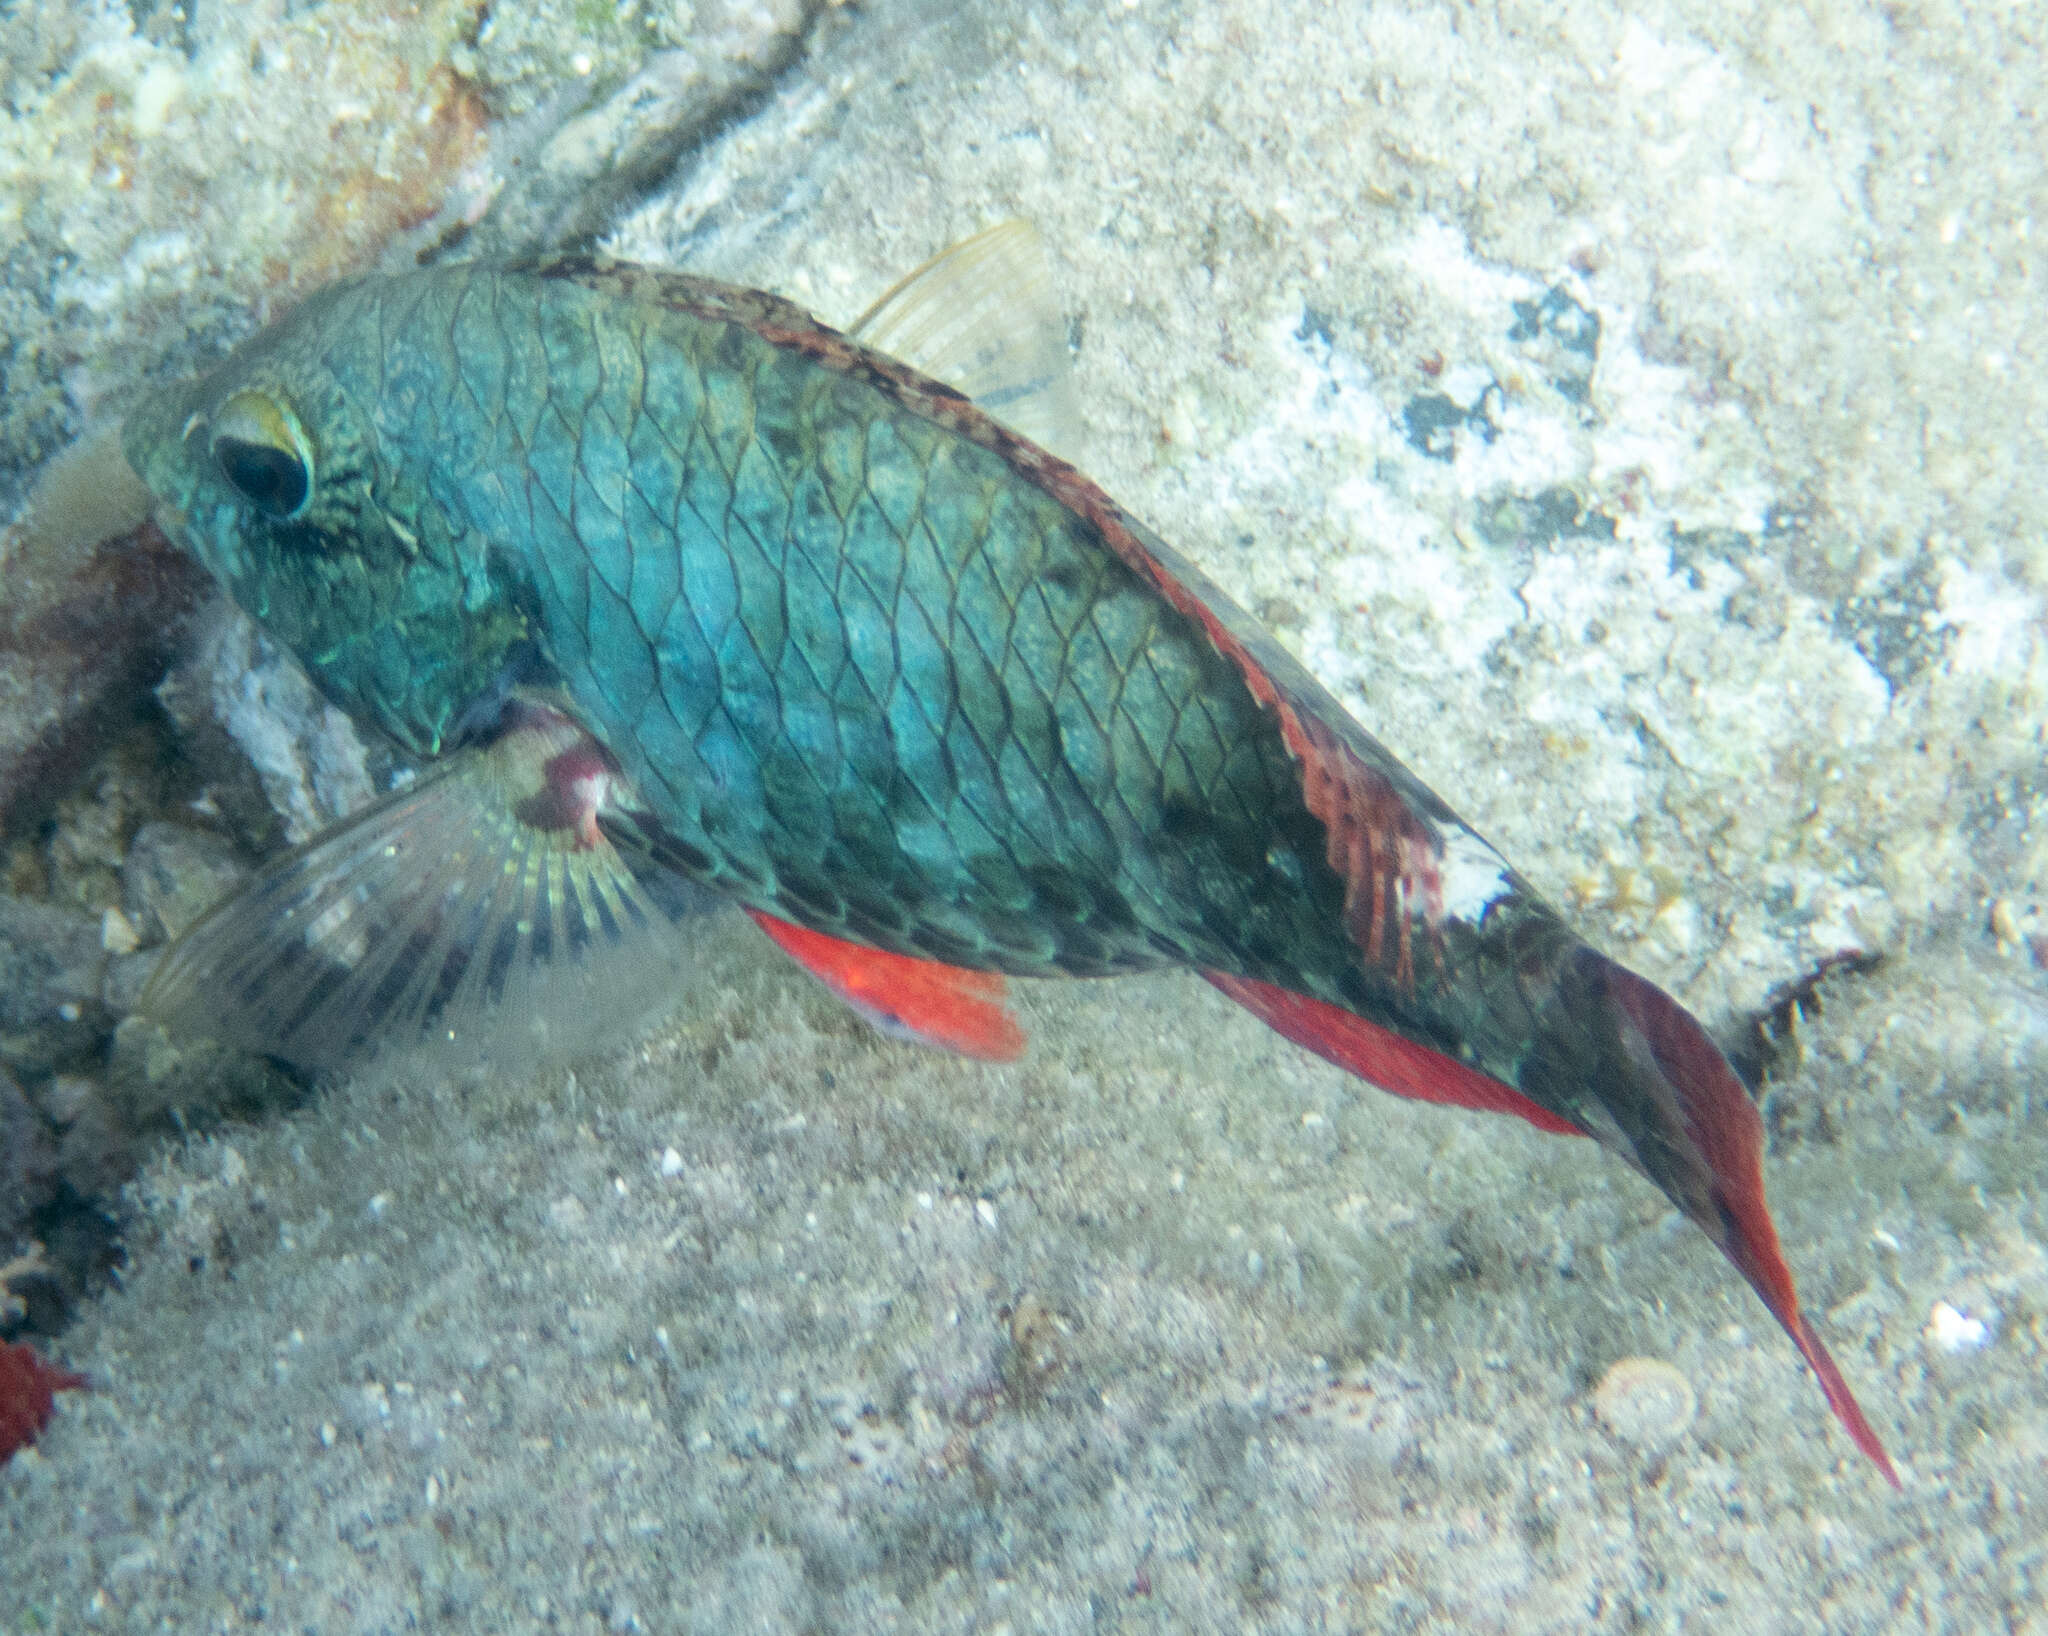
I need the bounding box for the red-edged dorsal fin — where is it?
[749,911,1026,1063]
[1596,956,1900,1485]
[1203,971,1582,1137]
[1072,514,1467,990]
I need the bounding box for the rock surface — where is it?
[120,821,251,947]
[0,1071,58,1278]
[0,894,107,1077]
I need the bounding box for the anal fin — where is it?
[1203,970,1583,1137]
[749,911,1026,1063]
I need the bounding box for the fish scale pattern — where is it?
[371,265,1359,988]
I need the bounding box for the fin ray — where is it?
[140,711,718,1074]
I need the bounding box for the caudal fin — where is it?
[1590,953,1898,1485]
[1206,957,1897,1484]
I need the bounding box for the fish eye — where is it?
[209,388,314,520]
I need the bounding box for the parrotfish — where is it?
[120,224,1896,1481]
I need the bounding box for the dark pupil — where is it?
[215,436,309,518]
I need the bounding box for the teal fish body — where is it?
[123,253,1894,1479]
[128,262,1394,1007]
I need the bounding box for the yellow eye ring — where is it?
[210,388,315,520]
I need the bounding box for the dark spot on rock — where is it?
[1509,284,1601,359]
[1401,385,1501,462]
[1509,284,1601,406]
[1834,551,1950,693]
[1475,486,1615,549]
[1668,525,1755,588]
[1294,305,1335,348]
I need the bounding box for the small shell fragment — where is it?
[1007,1295,1069,1381]
[101,907,141,956]
[1592,1356,1697,1447]
[1924,1300,1992,1353]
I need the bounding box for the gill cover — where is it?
[119,275,538,759]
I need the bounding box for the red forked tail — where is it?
[1205,962,1899,1485]
[1596,957,1899,1486]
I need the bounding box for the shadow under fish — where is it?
[120,223,1897,1483]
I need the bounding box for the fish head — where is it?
[121,276,534,758]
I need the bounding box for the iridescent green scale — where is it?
[265,263,1345,995]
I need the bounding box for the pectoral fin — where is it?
[139,703,716,1073]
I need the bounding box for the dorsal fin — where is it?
[846,220,1082,460]
[523,232,1082,459]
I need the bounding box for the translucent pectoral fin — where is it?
[139,709,719,1075]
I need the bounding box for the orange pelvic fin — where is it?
[749,911,1027,1063]
[1202,971,1582,1137]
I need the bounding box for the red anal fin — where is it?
[1203,971,1582,1138]
[749,911,1026,1063]
[1598,956,1900,1486]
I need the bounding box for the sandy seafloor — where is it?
[4,0,2047,1630]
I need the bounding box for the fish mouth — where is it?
[119,390,196,506]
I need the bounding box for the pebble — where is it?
[100,906,140,956]
[1591,1355,1697,1446]
[1925,1300,1993,1353]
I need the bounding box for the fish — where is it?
[119,223,1897,1482]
